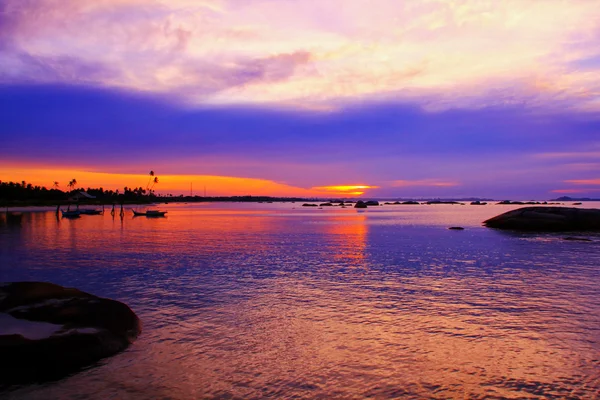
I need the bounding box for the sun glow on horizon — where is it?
[0,166,377,198]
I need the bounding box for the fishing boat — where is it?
[132,210,167,217]
[61,210,81,218]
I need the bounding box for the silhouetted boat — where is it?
[61,210,81,218]
[132,210,167,217]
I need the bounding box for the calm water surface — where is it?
[1,203,600,399]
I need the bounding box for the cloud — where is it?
[310,185,379,196]
[391,179,459,187]
[551,188,600,194]
[565,179,600,185]
[1,0,600,111]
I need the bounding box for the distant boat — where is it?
[79,209,103,215]
[61,210,81,218]
[132,210,167,217]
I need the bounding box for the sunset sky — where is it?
[1,0,600,198]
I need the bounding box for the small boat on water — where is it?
[132,210,167,217]
[61,210,81,218]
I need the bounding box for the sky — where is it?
[1,0,600,199]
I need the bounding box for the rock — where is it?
[563,237,593,242]
[448,227,465,230]
[365,201,379,206]
[402,201,420,205]
[0,282,141,385]
[319,203,333,207]
[354,201,368,209]
[426,201,462,205]
[470,201,487,205]
[483,207,600,231]
[302,203,318,207]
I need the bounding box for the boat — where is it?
[61,210,81,218]
[132,210,167,217]
[79,209,103,215]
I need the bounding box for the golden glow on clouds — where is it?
[3,0,600,110]
[311,185,379,196]
[0,166,372,198]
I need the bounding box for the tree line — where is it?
[0,180,163,204]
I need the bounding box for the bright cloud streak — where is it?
[565,179,600,185]
[2,0,600,110]
[0,166,372,197]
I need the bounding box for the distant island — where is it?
[551,196,600,201]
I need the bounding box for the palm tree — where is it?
[52,181,59,190]
[150,177,159,193]
[146,170,155,191]
[67,179,78,193]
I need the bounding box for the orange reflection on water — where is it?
[322,214,368,264]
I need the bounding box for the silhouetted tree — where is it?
[146,170,155,191]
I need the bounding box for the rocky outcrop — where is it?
[483,206,600,231]
[365,201,379,206]
[0,282,141,385]
[354,201,367,209]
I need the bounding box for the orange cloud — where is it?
[391,179,458,187]
[311,185,379,196]
[0,166,371,198]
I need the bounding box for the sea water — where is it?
[1,202,599,399]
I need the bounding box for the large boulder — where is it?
[0,282,141,385]
[354,201,368,209]
[483,206,600,231]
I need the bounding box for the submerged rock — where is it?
[0,282,141,385]
[448,227,465,230]
[483,207,600,231]
[470,201,487,205]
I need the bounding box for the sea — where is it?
[1,202,599,399]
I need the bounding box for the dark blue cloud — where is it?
[1,84,599,194]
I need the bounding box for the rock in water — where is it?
[483,206,600,231]
[0,282,141,385]
[354,201,367,209]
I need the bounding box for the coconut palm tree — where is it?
[67,179,78,193]
[150,177,159,193]
[52,181,59,190]
[146,170,155,191]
